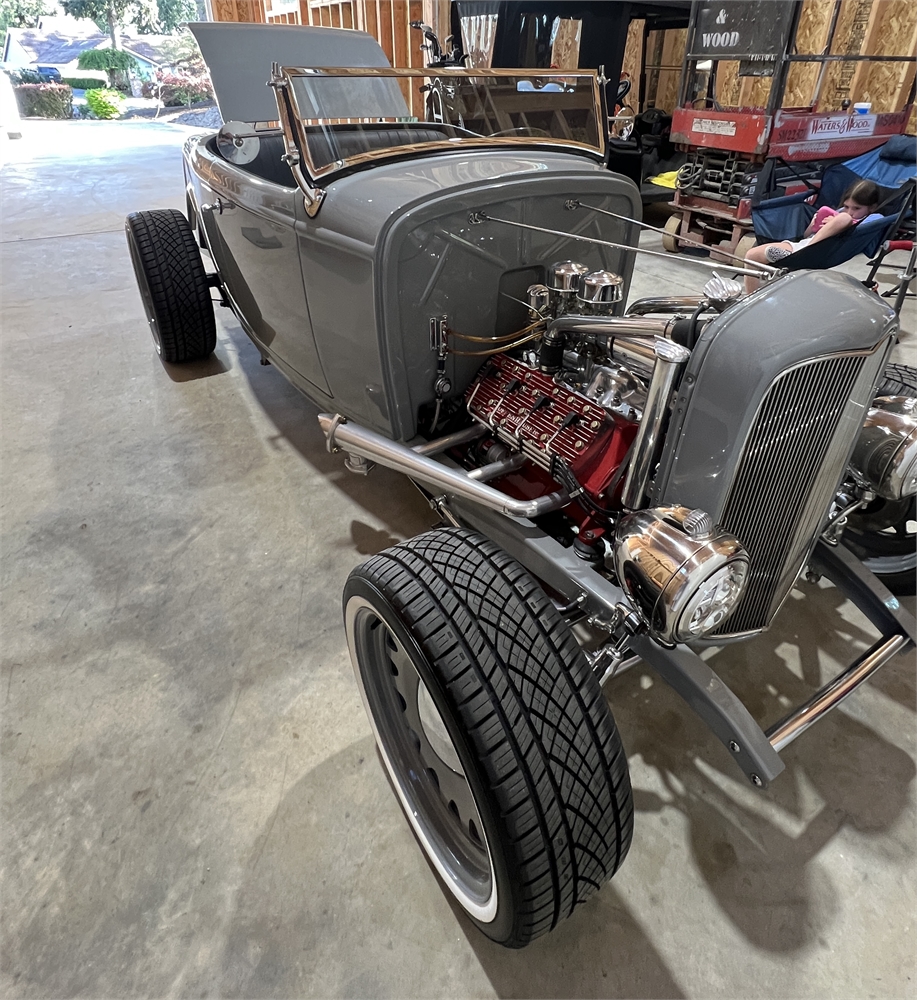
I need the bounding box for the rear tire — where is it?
[343,528,633,948]
[125,208,216,363]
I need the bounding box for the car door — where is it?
[198,155,331,395]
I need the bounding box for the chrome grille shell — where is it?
[653,271,896,639]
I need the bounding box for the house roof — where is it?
[3,23,175,69]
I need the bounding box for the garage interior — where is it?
[2,2,917,997]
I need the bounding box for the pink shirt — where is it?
[813,206,884,231]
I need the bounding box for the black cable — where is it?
[687,301,705,346]
[553,436,637,525]
[554,461,609,520]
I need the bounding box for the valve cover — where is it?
[465,353,635,496]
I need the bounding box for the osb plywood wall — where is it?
[550,18,582,71]
[714,0,915,115]
[215,0,915,126]
[620,19,642,100]
[211,0,265,22]
[616,0,914,120]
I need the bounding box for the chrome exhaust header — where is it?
[318,414,570,519]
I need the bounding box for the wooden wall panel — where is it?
[620,18,642,104]
[422,0,451,45]
[819,0,871,109]
[550,18,582,71]
[794,0,834,53]
[655,28,686,111]
[782,0,833,107]
[850,0,917,111]
[213,0,265,21]
[207,0,917,130]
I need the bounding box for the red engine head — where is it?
[465,353,638,502]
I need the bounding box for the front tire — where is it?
[343,528,633,948]
[842,362,917,595]
[125,208,216,363]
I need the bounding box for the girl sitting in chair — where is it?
[745,180,883,292]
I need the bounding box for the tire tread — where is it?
[348,527,633,947]
[125,208,216,363]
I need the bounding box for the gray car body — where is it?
[185,139,640,440]
[176,23,914,790]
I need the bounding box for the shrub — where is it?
[13,83,73,119]
[84,87,125,120]
[62,76,109,91]
[149,72,213,107]
[11,68,44,84]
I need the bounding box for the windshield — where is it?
[277,67,606,181]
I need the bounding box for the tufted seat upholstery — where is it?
[303,126,448,169]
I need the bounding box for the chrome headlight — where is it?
[850,396,917,500]
[613,506,749,645]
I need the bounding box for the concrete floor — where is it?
[2,119,915,999]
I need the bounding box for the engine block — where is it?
[465,353,636,497]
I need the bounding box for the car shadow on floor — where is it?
[219,319,436,544]
[161,350,230,381]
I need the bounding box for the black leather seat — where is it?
[304,126,448,169]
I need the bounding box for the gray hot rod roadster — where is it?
[126,23,917,948]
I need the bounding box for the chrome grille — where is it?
[713,353,868,636]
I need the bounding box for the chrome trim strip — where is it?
[271,67,326,216]
[766,634,909,752]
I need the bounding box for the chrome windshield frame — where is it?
[272,65,607,190]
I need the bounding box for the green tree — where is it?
[152,0,195,34]
[0,0,54,48]
[77,46,137,88]
[158,26,206,72]
[0,0,53,28]
[61,0,155,49]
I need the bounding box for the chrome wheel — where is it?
[343,528,633,947]
[346,597,497,921]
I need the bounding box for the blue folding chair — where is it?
[750,135,917,272]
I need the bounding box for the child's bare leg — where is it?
[744,241,792,293]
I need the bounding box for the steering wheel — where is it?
[489,126,552,137]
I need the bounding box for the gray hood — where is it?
[188,22,392,124]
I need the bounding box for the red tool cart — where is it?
[664,0,916,260]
